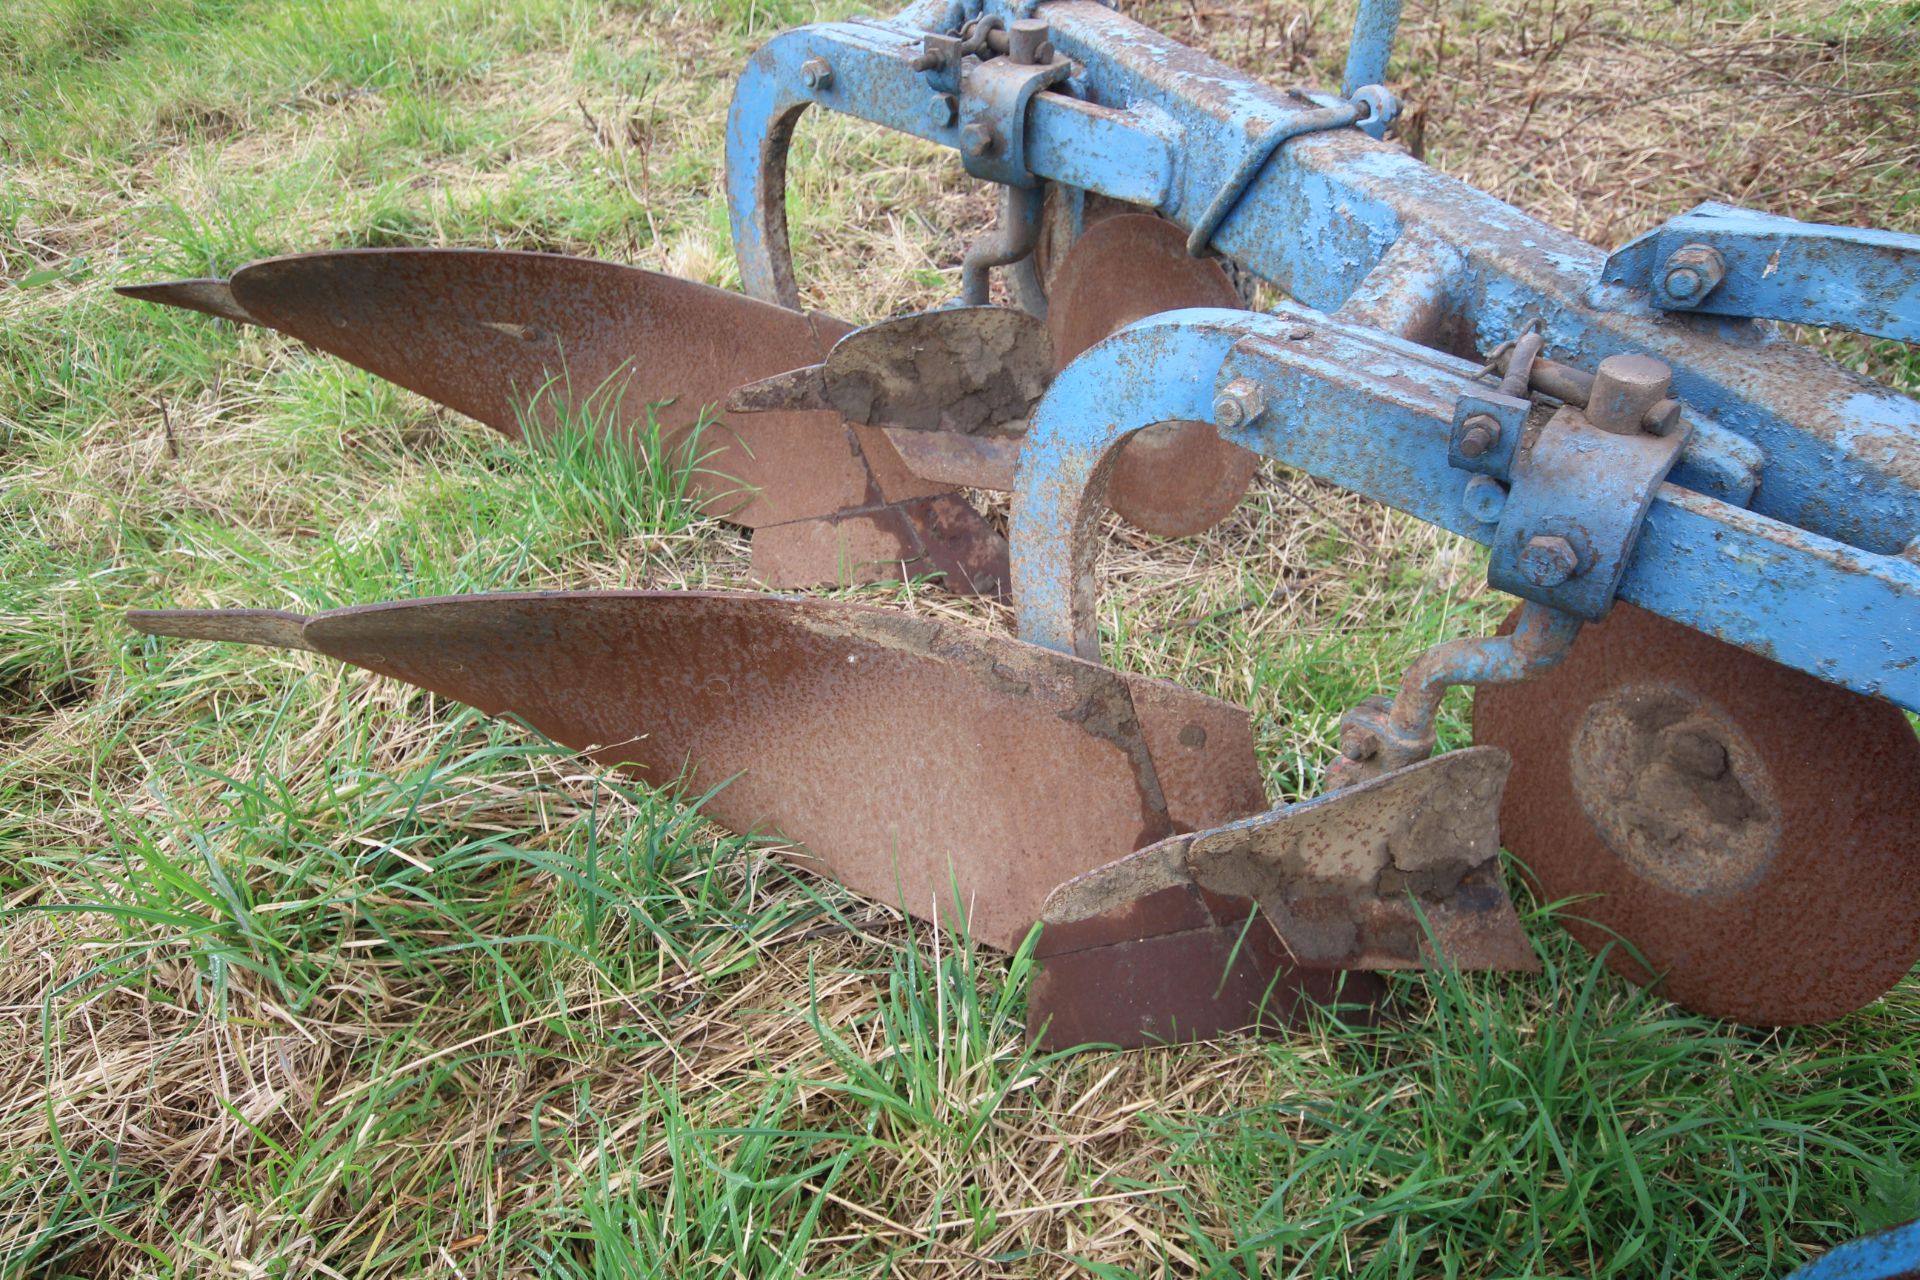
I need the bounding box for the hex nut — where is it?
[926,93,957,128]
[959,123,995,157]
[801,57,833,91]
[1518,534,1581,587]
[1459,413,1501,458]
[1339,721,1382,762]
[1658,242,1726,306]
[1212,376,1267,430]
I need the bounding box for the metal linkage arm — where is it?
[1604,202,1920,343]
[1326,602,1583,789]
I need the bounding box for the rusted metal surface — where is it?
[960,183,1048,307]
[1029,883,1387,1048]
[847,424,951,507]
[201,249,872,529]
[128,591,1264,953]
[749,494,1010,597]
[728,306,1049,437]
[117,278,255,324]
[1045,747,1536,972]
[880,429,1021,491]
[1474,601,1920,1024]
[726,214,1260,539]
[1047,214,1260,538]
[122,250,1014,595]
[122,250,968,535]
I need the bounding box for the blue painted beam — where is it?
[1780,1219,1920,1280]
[724,3,1920,563]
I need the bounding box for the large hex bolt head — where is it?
[1462,475,1508,524]
[926,93,957,128]
[1659,242,1726,305]
[801,57,833,91]
[1518,534,1581,587]
[1212,376,1267,430]
[959,123,996,157]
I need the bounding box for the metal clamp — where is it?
[1482,354,1691,619]
[1186,87,1398,258]
[943,19,1072,188]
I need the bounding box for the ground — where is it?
[2,0,1918,1275]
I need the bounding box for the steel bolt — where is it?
[959,123,996,157]
[1664,267,1703,300]
[1458,413,1502,458]
[1339,720,1382,762]
[1518,534,1581,588]
[1588,353,1672,435]
[1462,475,1508,524]
[1643,397,1683,436]
[801,57,833,91]
[1212,376,1267,430]
[1658,242,1726,306]
[926,93,957,128]
[1008,17,1051,64]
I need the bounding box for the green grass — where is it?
[2,0,1918,1274]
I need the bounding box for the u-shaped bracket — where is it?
[726,27,822,309]
[727,10,965,310]
[1012,308,1267,658]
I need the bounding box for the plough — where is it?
[120,0,1919,1271]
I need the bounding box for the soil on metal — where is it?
[1570,684,1781,896]
[822,308,1050,436]
[1474,601,1920,1024]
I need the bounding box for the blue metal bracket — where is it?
[1008,306,1920,712]
[724,7,1920,563]
[1446,387,1529,478]
[722,0,1920,717]
[1604,201,1920,343]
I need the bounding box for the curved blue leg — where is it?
[1010,308,1261,657]
[1783,1221,1920,1280]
